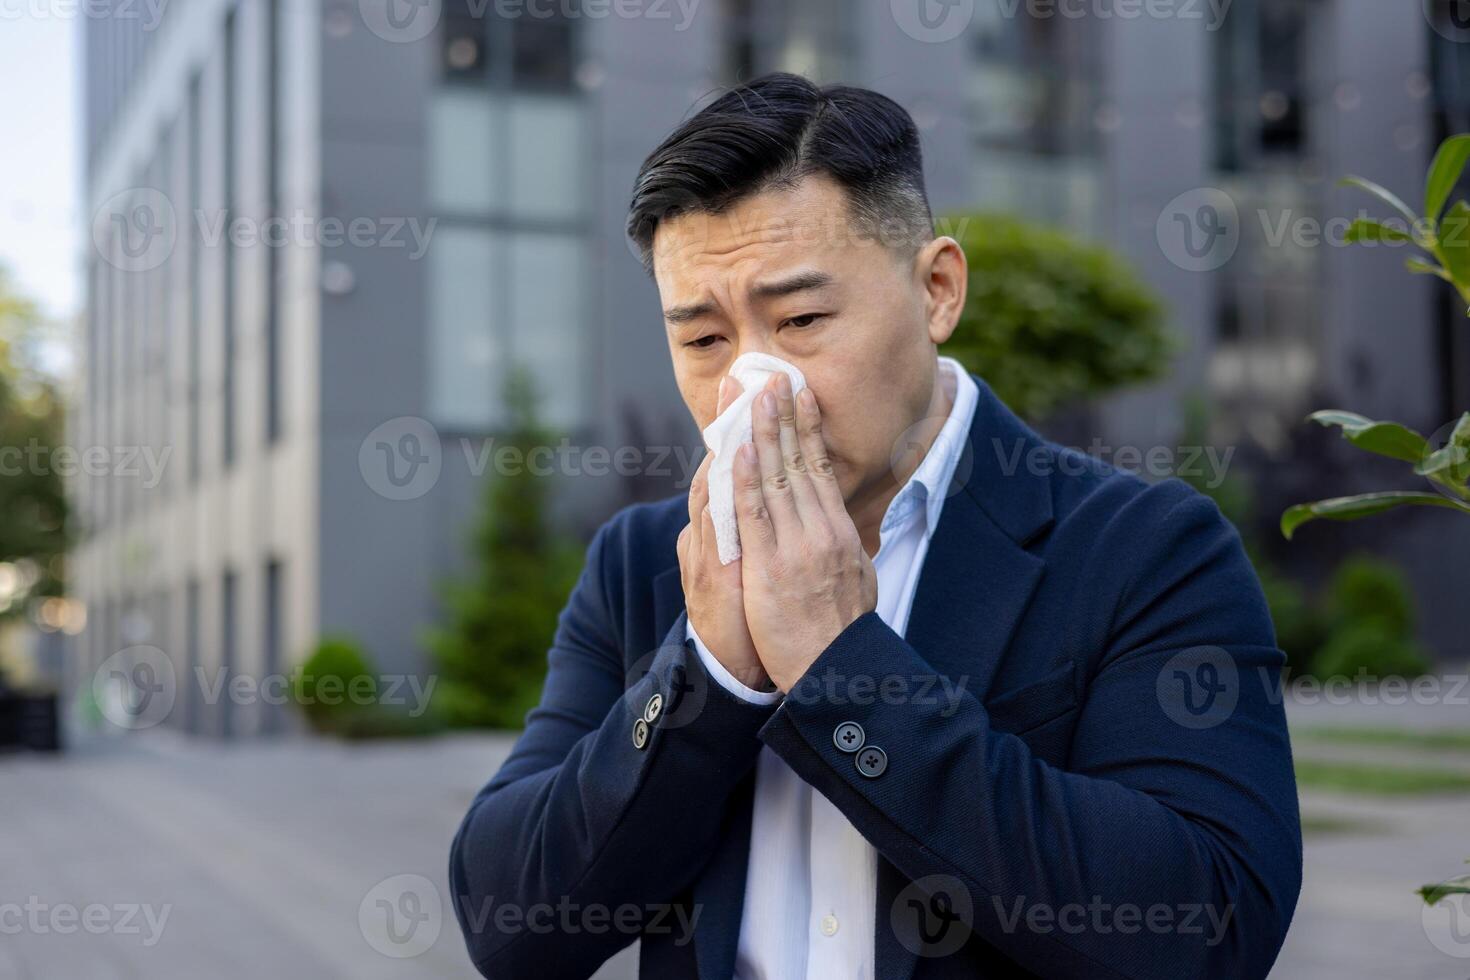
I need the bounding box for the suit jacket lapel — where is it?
[876,376,1054,980]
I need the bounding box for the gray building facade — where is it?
[76,0,1468,737]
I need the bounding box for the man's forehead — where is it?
[652,178,859,279]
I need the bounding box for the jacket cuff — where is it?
[757,611,968,808]
[636,613,781,775]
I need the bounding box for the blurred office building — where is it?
[75,0,1470,736]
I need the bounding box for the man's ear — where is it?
[915,236,967,346]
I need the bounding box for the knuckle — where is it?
[784,450,807,472]
[809,454,835,478]
[763,472,791,495]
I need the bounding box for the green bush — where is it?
[1324,554,1418,637]
[426,369,584,729]
[1313,555,1430,679]
[1313,622,1431,680]
[941,212,1174,420]
[290,636,378,734]
[290,636,443,738]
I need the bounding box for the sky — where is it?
[0,13,79,324]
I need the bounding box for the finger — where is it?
[717,374,744,416]
[686,451,712,556]
[796,387,846,515]
[771,374,827,531]
[733,441,777,559]
[700,504,733,575]
[751,386,801,537]
[676,522,691,571]
[688,450,711,526]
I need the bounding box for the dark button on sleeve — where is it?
[856,745,887,778]
[833,721,865,753]
[644,693,664,725]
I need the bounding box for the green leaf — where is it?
[1437,200,1470,296]
[1340,176,1420,227]
[1425,134,1470,222]
[1406,257,1449,279]
[1281,492,1470,540]
[1344,218,1413,244]
[1307,410,1429,463]
[1420,873,1470,906]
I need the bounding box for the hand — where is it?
[677,376,772,693]
[735,373,877,692]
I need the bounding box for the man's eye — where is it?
[686,335,719,349]
[784,313,825,329]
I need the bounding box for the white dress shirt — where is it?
[687,356,980,980]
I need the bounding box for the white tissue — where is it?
[702,352,808,564]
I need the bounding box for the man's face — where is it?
[652,175,961,507]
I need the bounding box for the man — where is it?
[450,72,1301,979]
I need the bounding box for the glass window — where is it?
[508,95,585,220]
[512,12,577,89]
[428,89,503,214]
[510,232,585,430]
[442,1,488,81]
[429,227,503,430]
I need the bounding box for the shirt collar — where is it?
[878,356,981,539]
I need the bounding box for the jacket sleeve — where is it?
[758,484,1303,980]
[448,512,778,978]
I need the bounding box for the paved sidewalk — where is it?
[4,703,1468,979]
[0,730,638,980]
[1275,695,1470,979]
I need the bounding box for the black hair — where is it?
[626,72,934,273]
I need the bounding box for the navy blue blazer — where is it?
[449,375,1302,979]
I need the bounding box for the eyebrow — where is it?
[662,270,835,325]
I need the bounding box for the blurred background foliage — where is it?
[940,212,1175,420]
[1176,400,1428,680]
[425,369,583,729]
[0,269,67,622]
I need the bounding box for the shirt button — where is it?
[820,914,839,937]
